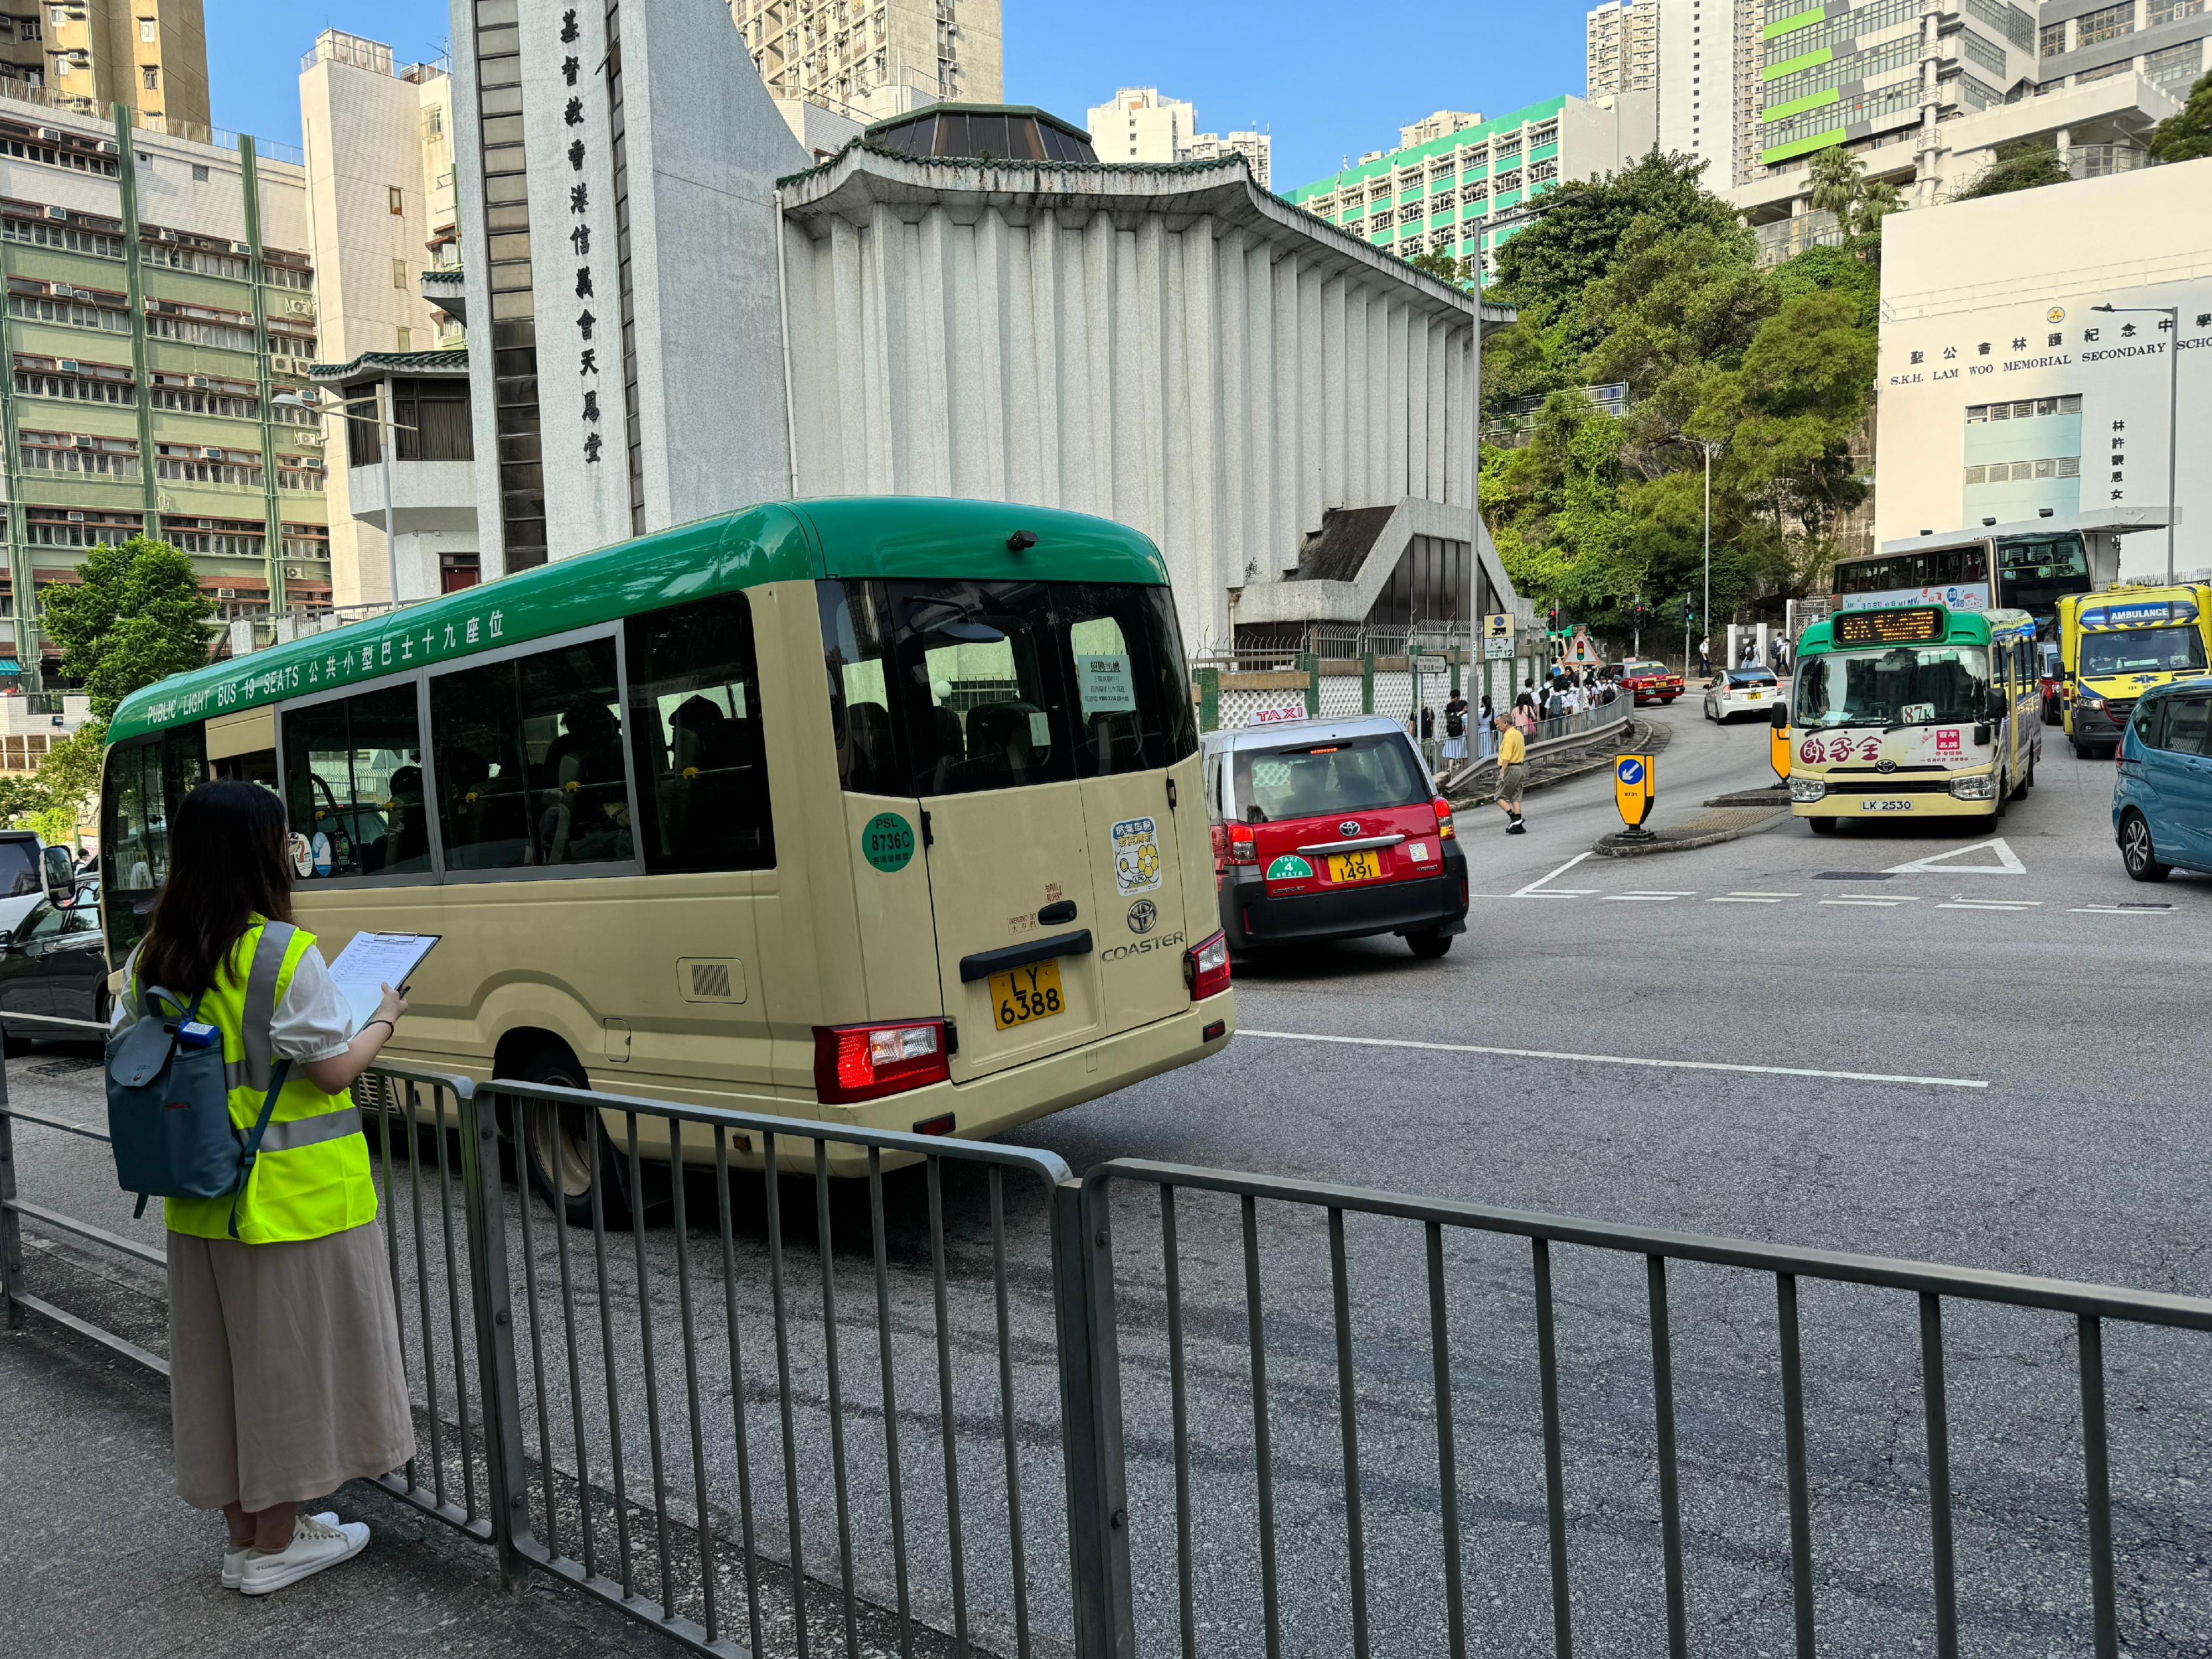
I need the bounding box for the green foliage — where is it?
[1953,139,2069,201]
[36,535,215,721]
[2149,70,2212,163]
[0,722,106,848]
[1404,247,1477,289]
[1481,160,1877,637]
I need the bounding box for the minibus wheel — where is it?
[1808,816,1839,835]
[515,1046,630,1226]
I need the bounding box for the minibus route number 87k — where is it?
[100,498,1235,1219]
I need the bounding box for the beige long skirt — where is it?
[168,1220,417,1514]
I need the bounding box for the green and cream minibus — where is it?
[101,497,1234,1214]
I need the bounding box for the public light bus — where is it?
[1830,529,2093,638]
[99,497,1235,1217]
[2056,583,2212,758]
[1787,603,2041,833]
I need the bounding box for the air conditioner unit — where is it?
[216,588,237,599]
[65,512,84,523]
[57,359,77,373]
[202,447,223,460]
[188,374,209,388]
[286,566,305,580]
[285,299,310,315]
[41,205,64,221]
[232,241,251,255]
[37,128,59,143]
[72,435,91,448]
[96,139,117,155]
[156,227,175,241]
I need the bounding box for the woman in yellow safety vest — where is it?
[112,780,414,1596]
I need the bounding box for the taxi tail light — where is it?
[813,1019,950,1104]
[1183,930,1231,1001]
[1225,823,1257,865]
[1432,795,1455,839]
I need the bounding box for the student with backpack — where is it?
[107,781,414,1595]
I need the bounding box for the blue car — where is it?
[2113,677,2212,881]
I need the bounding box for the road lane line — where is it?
[1709,896,1781,903]
[1730,891,1801,898]
[1938,901,2037,911]
[1512,851,1595,898]
[2069,905,2173,914]
[1820,897,1905,906]
[1605,891,1693,901]
[1239,1029,1987,1090]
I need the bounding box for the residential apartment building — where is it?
[730,0,1002,122]
[299,30,466,606]
[1086,88,1272,186]
[1588,2,1661,96]
[0,84,328,688]
[1729,0,2201,259]
[1286,93,1658,286]
[0,0,209,138]
[1402,109,1484,148]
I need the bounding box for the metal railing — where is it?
[8,1037,2212,1656]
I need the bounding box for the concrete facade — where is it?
[1588,1,1660,97]
[1087,88,1272,189]
[300,32,465,606]
[1875,158,2212,580]
[732,0,1001,122]
[6,0,210,139]
[1654,0,1738,189]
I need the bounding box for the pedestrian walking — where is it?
[1420,703,1436,742]
[1698,635,1710,676]
[1443,691,1470,763]
[1494,713,1527,833]
[113,781,416,1597]
[1475,694,1494,759]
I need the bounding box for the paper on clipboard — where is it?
[325,931,440,1036]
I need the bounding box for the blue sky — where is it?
[209,1,1584,190]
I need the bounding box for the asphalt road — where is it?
[10,702,2211,1658]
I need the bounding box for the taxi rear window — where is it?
[1231,734,1427,823]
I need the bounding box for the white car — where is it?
[0,830,52,938]
[1704,668,1782,722]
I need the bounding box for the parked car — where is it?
[0,880,106,1052]
[1704,667,1782,722]
[0,829,53,938]
[2113,679,2212,881]
[1202,716,1468,958]
[1614,659,1683,706]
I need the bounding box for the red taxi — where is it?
[1613,658,1684,706]
[1201,716,1468,959]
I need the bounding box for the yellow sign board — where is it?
[1614,754,1655,829]
[1770,721,1792,781]
[1483,613,1513,640]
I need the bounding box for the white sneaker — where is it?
[222,1512,337,1590]
[235,1513,369,1595]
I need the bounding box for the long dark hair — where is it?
[137,781,294,998]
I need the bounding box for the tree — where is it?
[1952,139,2069,201]
[2149,69,2212,163]
[1404,247,1477,289]
[36,535,215,721]
[1807,145,1863,221]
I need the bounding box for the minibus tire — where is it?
[516,1047,630,1227]
[1808,816,1838,835]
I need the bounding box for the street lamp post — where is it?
[274,386,418,609]
[1702,439,1719,665]
[2091,302,2181,584]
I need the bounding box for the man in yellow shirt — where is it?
[1494,713,1527,834]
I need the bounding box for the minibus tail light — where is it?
[1184,931,1231,1001]
[1227,823,1257,865]
[1432,795,1455,839]
[813,1019,950,1104]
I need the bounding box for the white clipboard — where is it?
[325,931,440,1036]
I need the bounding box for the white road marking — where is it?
[2069,904,2173,914]
[1512,851,1595,898]
[1938,899,2039,911]
[1605,891,1693,901]
[1819,896,1910,906]
[1883,837,2027,877]
[1708,896,1782,903]
[1240,1029,1987,1091]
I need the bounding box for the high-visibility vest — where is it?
[154,919,377,1244]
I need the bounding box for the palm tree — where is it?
[1853,176,1904,235]
[1807,145,1863,223]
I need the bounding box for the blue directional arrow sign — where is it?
[1617,758,1644,786]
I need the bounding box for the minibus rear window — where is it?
[817,578,1197,799]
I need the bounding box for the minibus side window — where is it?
[281,684,429,880]
[625,593,775,872]
[430,638,633,871]
[102,721,208,961]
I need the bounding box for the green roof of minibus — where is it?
[1797,605,2033,654]
[106,497,1172,744]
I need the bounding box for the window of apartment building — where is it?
[2041,20,2067,55]
[2147,40,2205,88]
[147,371,258,419]
[3,212,124,259]
[143,236,249,280]
[139,16,156,41]
[276,453,324,492]
[396,325,413,351]
[155,444,263,488]
[2148,0,2203,22]
[388,185,404,214]
[28,509,137,549]
[163,518,267,559]
[2074,2,2133,48]
[144,301,256,353]
[17,354,135,404]
[2074,59,2131,82]
[21,429,141,479]
[7,280,131,335]
[141,65,158,89]
[392,257,407,289]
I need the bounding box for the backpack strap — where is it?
[226,1057,293,1241]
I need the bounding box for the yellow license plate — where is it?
[990,958,1065,1030]
[1328,849,1384,883]
[1747,692,1762,701]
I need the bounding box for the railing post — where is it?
[1055,1178,1135,1659]
[0,1062,22,1332]
[456,1082,531,1584]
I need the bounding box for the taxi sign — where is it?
[1614,753,1655,829]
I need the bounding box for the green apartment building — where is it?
[0,90,328,691]
[1286,92,1655,284]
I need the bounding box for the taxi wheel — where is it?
[2120,812,2170,883]
[1406,928,1452,959]
[517,1048,631,1227]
